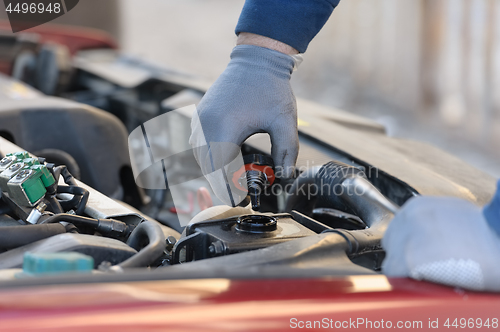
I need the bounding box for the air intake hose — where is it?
[316,161,398,228]
[314,161,399,254]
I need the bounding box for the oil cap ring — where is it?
[236,214,277,233]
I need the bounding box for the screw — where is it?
[9,163,21,171]
[97,261,113,271]
[165,236,177,251]
[16,170,30,179]
[208,241,224,256]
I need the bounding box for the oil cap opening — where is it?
[236,214,277,233]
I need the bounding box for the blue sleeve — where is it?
[484,180,500,236]
[235,0,340,53]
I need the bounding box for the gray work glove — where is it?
[382,195,500,292]
[190,45,299,206]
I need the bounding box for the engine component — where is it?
[312,208,366,230]
[118,220,166,268]
[0,233,137,269]
[22,252,94,276]
[26,202,47,224]
[0,152,91,222]
[0,152,56,207]
[172,213,315,264]
[0,153,37,190]
[232,154,275,211]
[0,153,24,172]
[167,160,399,275]
[236,214,277,233]
[300,160,399,267]
[0,162,25,190]
[56,184,89,215]
[40,214,131,239]
[8,167,47,207]
[315,161,399,224]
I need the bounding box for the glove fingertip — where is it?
[273,148,298,179]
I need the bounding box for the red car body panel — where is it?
[0,276,498,331]
[0,21,117,54]
[0,21,116,75]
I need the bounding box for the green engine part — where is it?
[0,156,17,173]
[0,152,32,191]
[1,152,55,207]
[31,164,56,188]
[6,151,29,161]
[22,157,40,167]
[0,162,26,192]
[7,167,46,207]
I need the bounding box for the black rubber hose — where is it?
[57,190,81,211]
[57,186,89,215]
[0,201,13,215]
[39,214,129,238]
[33,149,81,180]
[284,166,321,214]
[57,196,80,212]
[314,161,367,215]
[45,195,64,214]
[315,161,398,228]
[52,165,77,186]
[314,161,399,255]
[40,213,98,226]
[0,224,66,250]
[118,221,166,268]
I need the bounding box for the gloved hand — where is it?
[382,193,500,292]
[190,45,299,205]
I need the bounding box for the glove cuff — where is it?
[483,179,500,236]
[230,45,295,76]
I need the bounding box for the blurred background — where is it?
[3,0,499,177]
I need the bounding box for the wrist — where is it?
[230,45,296,75]
[237,32,299,55]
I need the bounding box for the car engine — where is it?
[0,49,495,283]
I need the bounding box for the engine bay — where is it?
[0,142,397,279]
[0,48,495,285]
